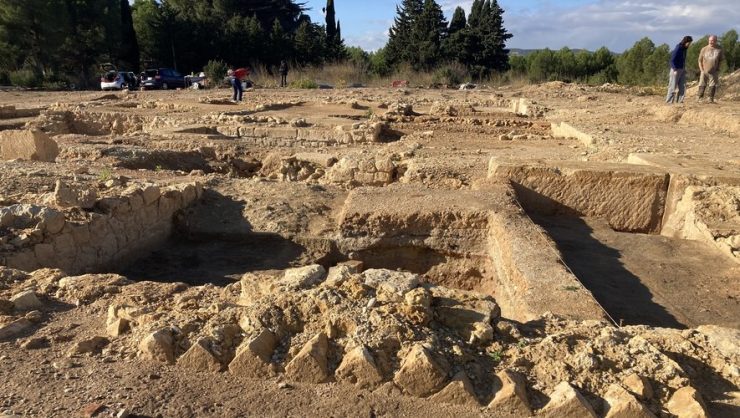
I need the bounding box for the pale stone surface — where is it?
[285,332,330,383]
[603,384,656,418]
[229,329,278,377]
[622,373,653,399]
[697,325,740,359]
[487,369,531,416]
[665,386,709,418]
[10,290,43,311]
[335,345,384,389]
[488,157,669,233]
[393,344,448,397]
[539,381,597,418]
[427,371,480,407]
[281,264,326,289]
[139,328,176,364]
[178,338,222,372]
[53,180,97,209]
[362,269,420,303]
[0,129,59,162]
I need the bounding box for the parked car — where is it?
[100,64,138,91]
[140,68,187,90]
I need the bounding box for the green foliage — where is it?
[98,168,112,182]
[369,48,393,77]
[507,46,617,85]
[203,60,228,88]
[289,78,318,89]
[432,62,468,85]
[9,69,42,88]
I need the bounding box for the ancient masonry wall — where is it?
[1,182,203,274]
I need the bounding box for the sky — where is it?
[302,0,739,52]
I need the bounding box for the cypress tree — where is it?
[325,0,336,41]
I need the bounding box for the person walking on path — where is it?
[697,35,724,103]
[666,36,692,104]
[279,60,289,87]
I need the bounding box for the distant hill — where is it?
[509,48,595,56]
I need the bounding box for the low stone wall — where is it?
[489,157,670,233]
[0,105,42,119]
[0,182,203,274]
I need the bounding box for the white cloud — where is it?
[504,0,739,51]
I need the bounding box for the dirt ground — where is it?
[0,76,739,417]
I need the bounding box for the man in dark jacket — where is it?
[666,35,692,104]
[279,60,289,87]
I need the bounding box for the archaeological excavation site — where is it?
[0,80,739,417]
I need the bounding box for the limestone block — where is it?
[428,371,480,407]
[11,290,44,311]
[5,250,40,273]
[622,373,653,399]
[71,336,109,354]
[0,129,59,162]
[362,269,420,303]
[139,328,176,364]
[37,207,66,234]
[229,329,278,377]
[70,224,91,246]
[488,369,531,416]
[335,345,384,389]
[539,381,597,418]
[393,344,448,397]
[665,386,709,418]
[141,185,161,205]
[488,158,669,233]
[324,265,352,287]
[0,318,33,340]
[178,338,222,372]
[34,243,56,266]
[281,264,326,289]
[430,286,500,341]
[285,332,330,383]
[696,325,740,359]
[53,180,97,209]
[603,384,655,418]
[106,305,131,337]
[551,122,595,147]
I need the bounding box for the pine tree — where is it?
[386,0,423,65]
[411,0,447,69]
[465,0,512,76]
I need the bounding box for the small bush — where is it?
[289,78,318,89]
[203,59,228,88]
[9,69,42,88]
[432,62,469,86]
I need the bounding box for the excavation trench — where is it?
[496,158,740,329]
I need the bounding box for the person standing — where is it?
[278,60,289,87]
[697,35,724,103]
[666,36,692,104]
[228,68,243,103]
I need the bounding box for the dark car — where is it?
[140,68,187,90]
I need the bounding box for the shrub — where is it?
[9,69,42,88]
[0,71,9,86]
[203,59,228,88]
[289,78,318,89]
[432,62,469,86]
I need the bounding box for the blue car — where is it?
[140,68,187,90]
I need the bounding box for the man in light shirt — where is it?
[697,35,724,103]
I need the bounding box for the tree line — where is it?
[0,0,345,88]
[509,30,739,85]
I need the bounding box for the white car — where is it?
[100,64,138,91]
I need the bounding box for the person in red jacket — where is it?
[228,67,249,103]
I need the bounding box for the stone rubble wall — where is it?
[0,129,59,162]
[0,182,203,274]
[0,105,42,119]
[489,157,670,233]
